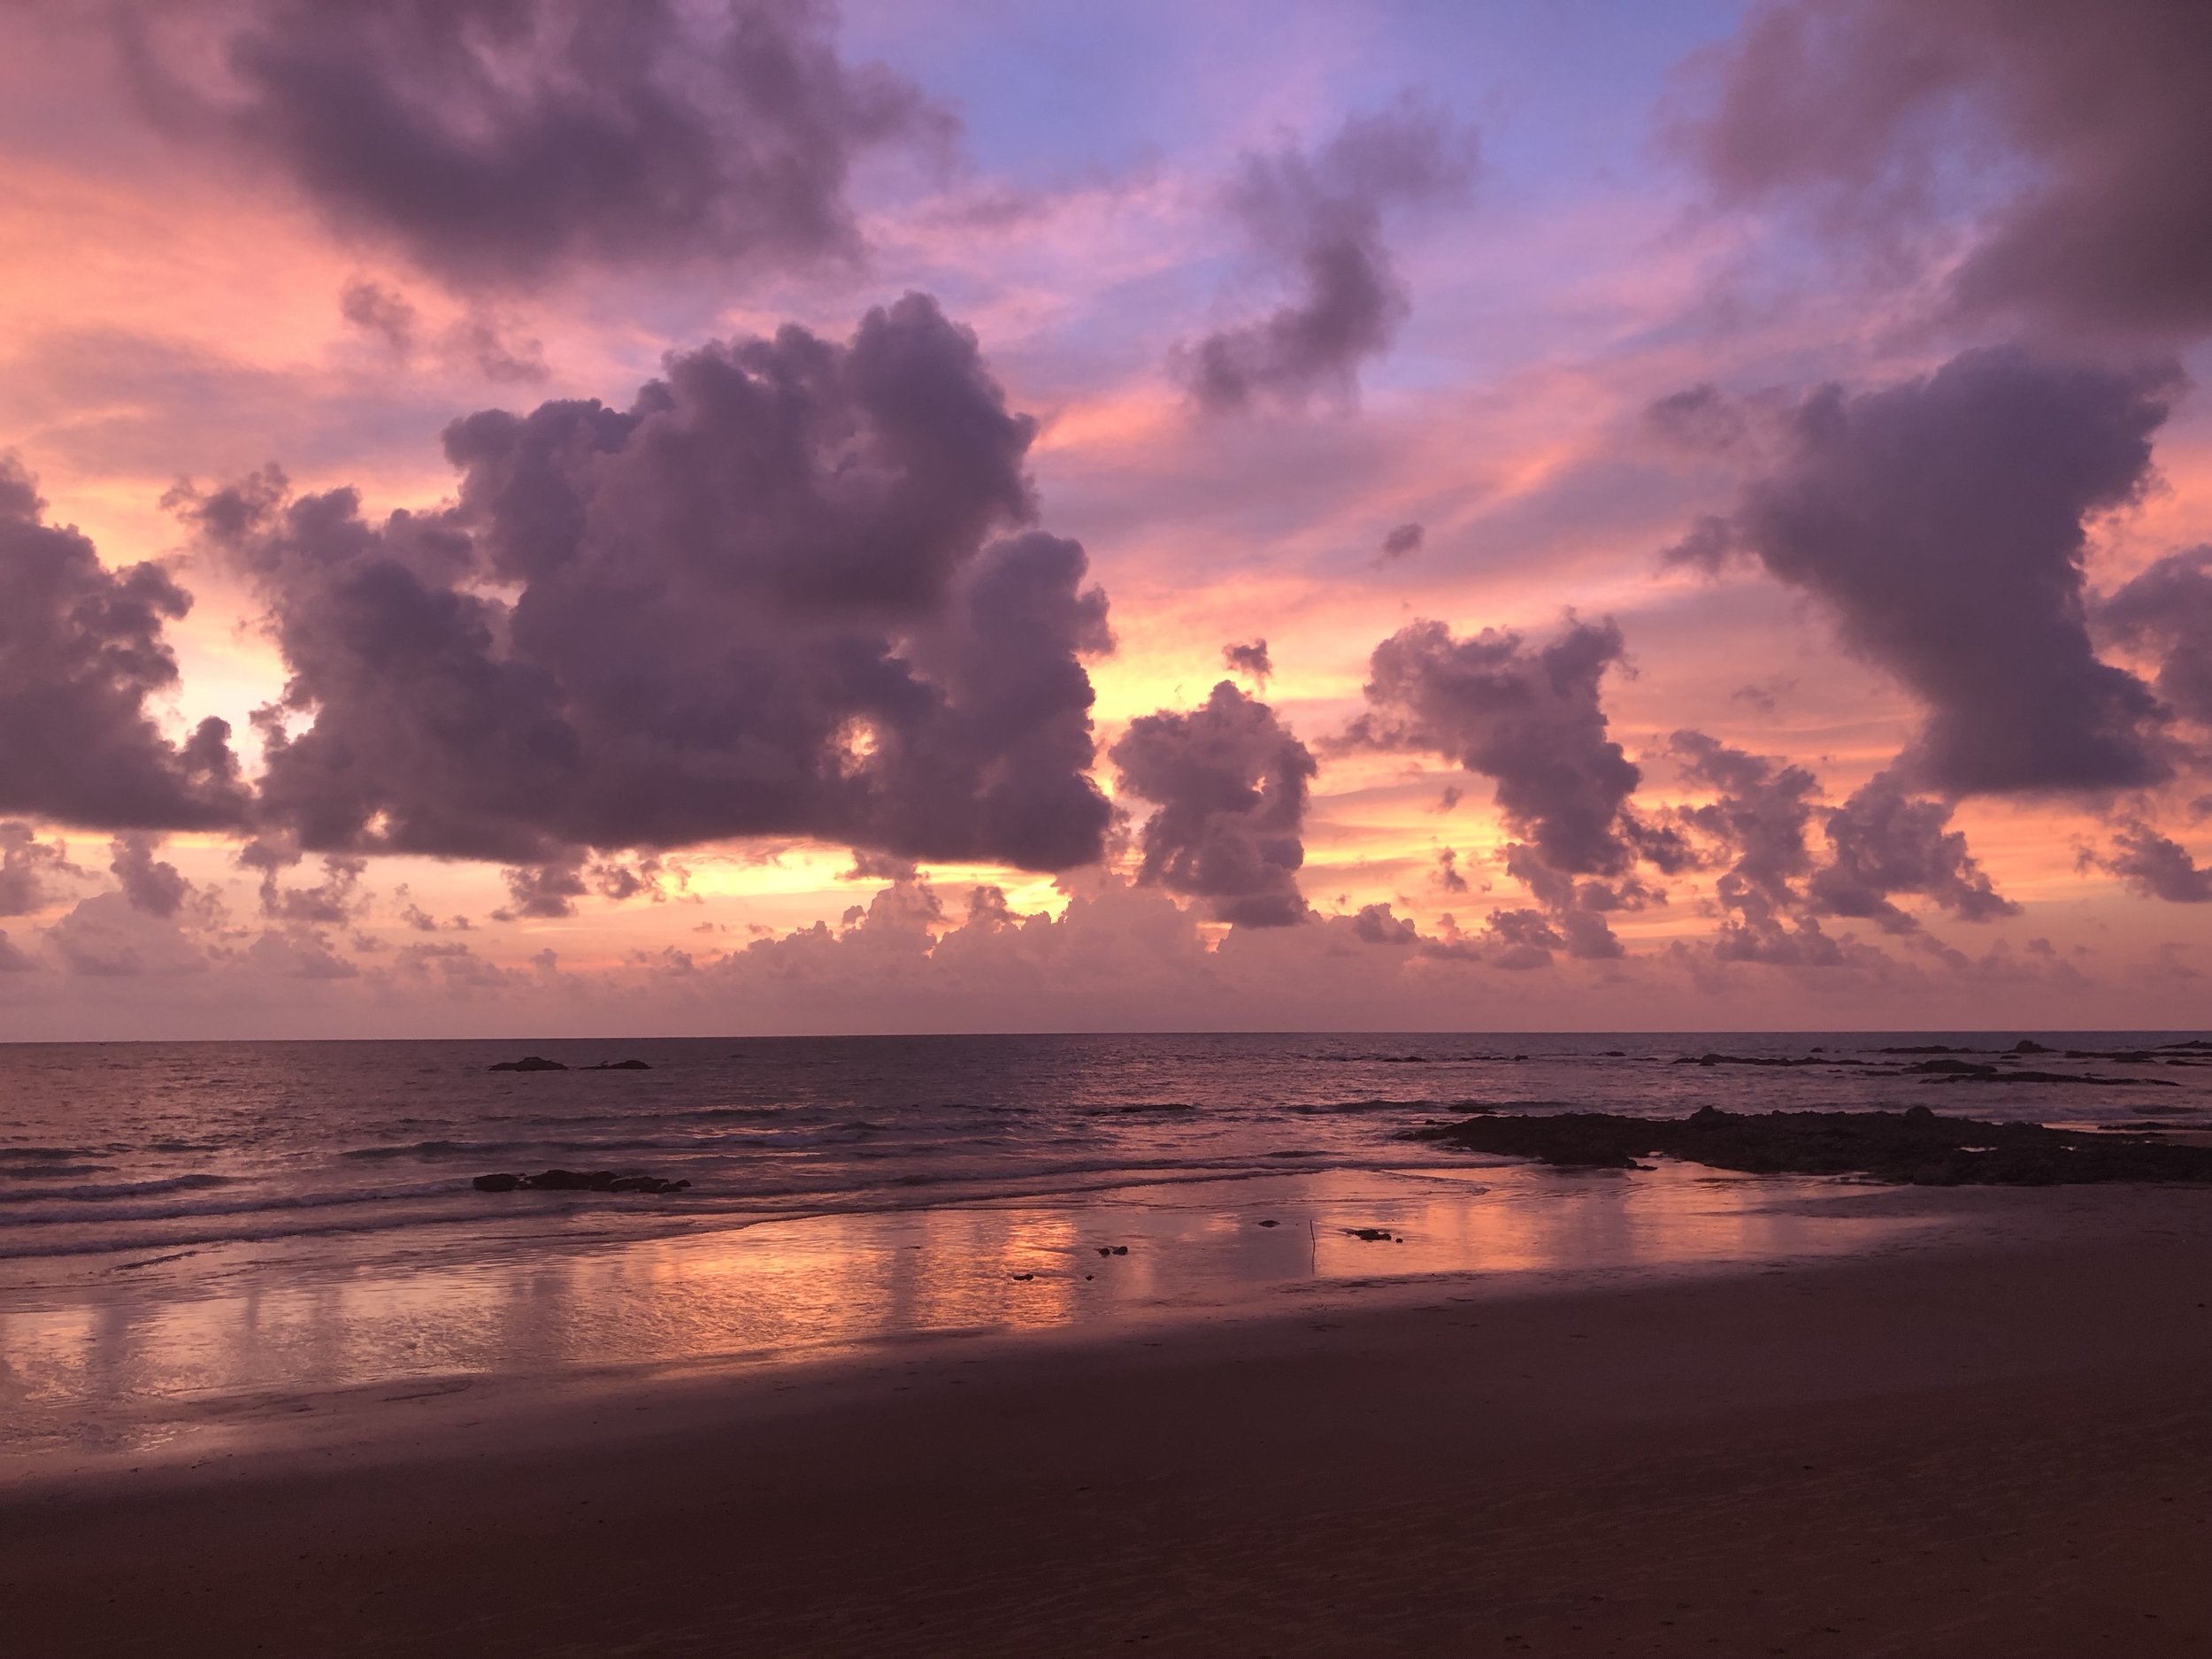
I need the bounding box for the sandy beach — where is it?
[5,1184,2210,1657]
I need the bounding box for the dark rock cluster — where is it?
[1411,1105,2212,1186]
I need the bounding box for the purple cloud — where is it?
[1667,349,2177,795]
[2095,820,2212,903]
[2102,546,2212,733]
[1671,731,2015,956]
[184,295,1115,879]
[1179,100,1475,412]
[1351,617,1647,877]
[1688,0,2212,340]
[108,833,191,919]
[1378,522,1425,561]
[1110,681,1317,927]
[0,461,248,833]
[1809,773,2016,931]
[121,0,949,291]
[0,822,81,917]
[1222,639,1271,683]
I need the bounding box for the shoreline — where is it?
[6,1182,2212,1655]
[0,1159,1985,1481]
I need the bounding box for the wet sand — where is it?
[5,1185,2212,1657]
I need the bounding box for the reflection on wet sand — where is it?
[0,1160,1940,1462]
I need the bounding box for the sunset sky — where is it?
[2,0,2208,1037]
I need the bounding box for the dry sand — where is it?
[5,1185,2212,1657]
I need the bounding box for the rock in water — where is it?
[1411,1106,2212,1185]
[586,1059,652,1071]
[489,1056,567,1071]
[472,1172,521,1193]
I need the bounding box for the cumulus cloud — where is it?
[1351,617,1649,877]
[1109,680,1317,927]
[0,822,81,916]
[1687,0,2212,340]
[247,927,359,980]
[108,833,192,919]
[1667,349,2177,795]
[2102,546,2212,733]
[240,841,369,925]
[1669,731,1839,965]
[1179,100,1475,411]
[1349,616,1690,962]
[1351,902,1418,947]
[1222,640,1271,683]
[1808,773,2016,931]
[121,0,949,291]
[1671,731,2015,954]
[2093,819,2212,903]
[184,295,1115,881]
[0,460,249,833]
[495,859,590,921]
[43,892,209,978]
[1493,845,1660,963]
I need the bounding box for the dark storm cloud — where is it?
[1669,349,2177,795]
[2093,820,2212,904]
[186,295,1114,877]
[1222,640,1271,683]
[1109,681,1317,928]
[1689,0,2212,339]
[122,0,948,290]
[0,460,249,833]
[2101,547,2212,733]
[1179,101,1475,412]
[1350,617,1646,878]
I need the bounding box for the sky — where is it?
[1,0,2209,1038]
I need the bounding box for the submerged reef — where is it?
[1411,1105,2212,1185]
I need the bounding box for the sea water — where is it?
[2,1031,2204,1463]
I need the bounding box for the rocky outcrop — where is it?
[488,1056,567,1071]
[1411,1105,2212,1185]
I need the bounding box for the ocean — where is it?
[3,1030,2206,1464]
